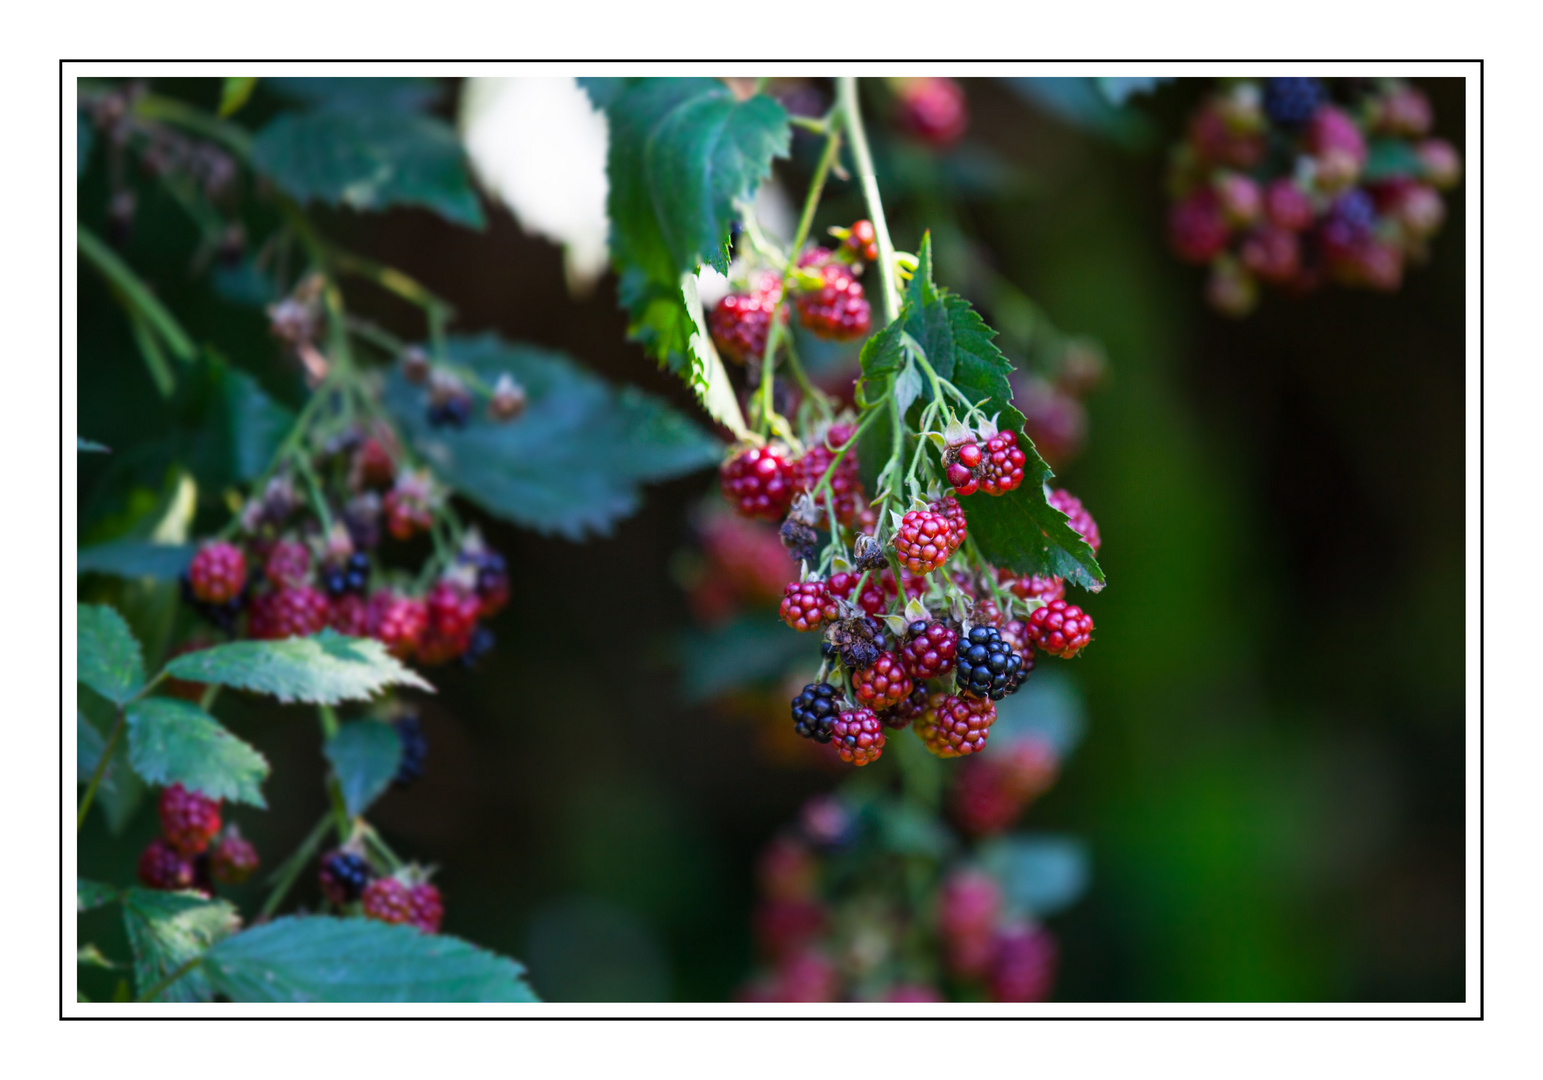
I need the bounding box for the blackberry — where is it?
[459,625,496,668]
[1262,77,1326,129]
[955,625,1026,701]
[878,686,930,729]
[319,850,373,906]
[779,517,819,563]
[362,877,413,924]
[138,838,194,891]
[180,574,245,632]
[827,616,887,671]
[323,551,371,597]
[900,619,959,681]
[791,682,840,743]
[831,707,886,766]
[393,716,428,787]
[427,395,472,429]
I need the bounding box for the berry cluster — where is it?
[178,425,510,671]
[1168,77,1462,315]
[738,790,1061,1003]
[318,848,444,934]
[137,784,259,894]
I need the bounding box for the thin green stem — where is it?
[259,813,334,920]
[756,121,845,434]
[78,225,197,361]
[836,77,901,324]
[136,955,204,1003]
[317,705,354,841]
[292,450,335,536]
[76,707,126,830]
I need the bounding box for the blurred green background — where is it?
[76,76,1465,1002]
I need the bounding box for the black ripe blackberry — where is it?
[179,573,245,632]
[319,850,373,906]
[324,552,371,597]
[791,682,840,743]
[459,626,495,668]
[393,716,428,788]
[428,396,472,429]
[1263,78,1326,129]
[955,625,1025,701]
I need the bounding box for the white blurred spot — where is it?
[459,78,610,294]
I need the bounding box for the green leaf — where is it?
[78,944,120,969]
[324,721,402,817]
[203,916,540,1002]
[77,540,196,581]
[218,77,258,118]
[592,77,788,403]
[681,273,750,437]
[267,77,444,112]
[78,878,118,912]
[77,111,93,176]
[1004,77,1155,148]
[164,629,432,705]
[1096,77,1172,105]
[978,834,1090,918]
[122,889,240,1003]
[126,698,270,807]
[219,360,295,481]
[77,603,145,706]
[77,711,106,783]
[891,238,1104,590]
[77,436,109,452]
[251,109,484,228]
[385,334,720,539]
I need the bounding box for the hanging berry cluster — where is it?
[740,714,1065,1002]
[1167,77,1461,315]
[713,289,1101,768]
[137,783,259,896]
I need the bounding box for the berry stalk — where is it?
[836,77,902,325]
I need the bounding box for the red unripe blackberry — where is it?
[937,869,1002,977]
[943,438,982,496]
[850,651,914,710]
[361,877,413,925]
[931,495,969,549]
[892,508,956,574]
[830,707,886,766]
[159,783,222,856]
[1240,226,1302,284]
[187,541,247,604]
[894,77,968,147]
[383,488,432,540]
[900,619,959,681]
[758,835,818,901]
[946,462,978,495]
[1214,172,1261,227]
[1264,179,1316,232]
[780,580,837,632]
[1026,598,1094,658]
[417,580,480,666]
[1307,106,1367,193]
[917,690,997,758]
[754,899,826,961]
[999,619,1036,667]
[407,882,444,933]
[979,430,1027,496]
[1417,138,1461,190]
[1389,183,1445,240]
[1048,488,1101,553]
[318,850,373,905]
[1375,84,1433,137]
[210,832,260,885]
[248,585,330,641]
[1187,103,1264,169]
[1169,188,1230,264]
[263,539,311,589]
[328,593,369,637]
[709,272,783,365]
[795,261,871,341]
[355,437,396,489]
[989,925,1058,1003]
[1019,379,1088,469]
[720,444,795,520]
[366,590,428,660]
[138,838,195,891]
[791,423,863,525]
[773,951,841,1002]
[845,219,879,261]
[998,570,1065,604]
